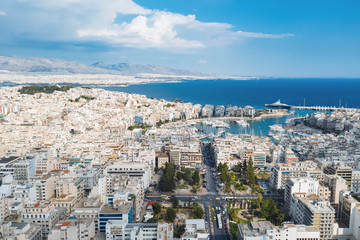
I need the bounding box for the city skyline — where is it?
[0,0,359,77]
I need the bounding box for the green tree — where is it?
[242,159,247,177]
[176,171,184,180]
[259,199,284,225]
[165,207,177,222]
[183,168,192,182]
[152,202,161,215]
[174,224,185,238]
[146,217,158,223]
[158,162,176,192]
[192,205,204,218]
[234,161,243,173]
[171,196,179,209]
[192,169,200,186]
[245,157,256,186]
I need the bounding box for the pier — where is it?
[291,106,356,111]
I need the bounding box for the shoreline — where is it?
[0,73,260,87]
[162,111,292,128]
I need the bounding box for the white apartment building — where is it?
[181,219,209,240]
[105,221,173,240]
[105,164,151,189]
[30,174,57,201]
[48,220,95,240]
[271,161,322,189]
[237,221,320,240]
[70,197,104,232]
[284,177,319,210]
[21,202,66,239]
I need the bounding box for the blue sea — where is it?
[101,78,360,136]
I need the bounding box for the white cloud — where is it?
[3,0,294,49]
[198,59,207,64]
[78,11,205,48]
[0,11,6,16]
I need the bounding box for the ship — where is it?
[265,99,292,109]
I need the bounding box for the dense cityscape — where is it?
[0,85,359,240]
[1,0,359,239]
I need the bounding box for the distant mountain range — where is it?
[0,56,212,77]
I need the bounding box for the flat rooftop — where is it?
[100,203,132,215]
[0,156,18,164]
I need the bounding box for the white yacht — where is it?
[236,119,249,127]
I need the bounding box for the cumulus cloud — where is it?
[78,11,205,48]
[0,11,6,16]
[1,0,294,49]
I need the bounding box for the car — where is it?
[215,197,220,200]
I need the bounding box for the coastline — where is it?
[0,72,259,87]
[161,111,292,128]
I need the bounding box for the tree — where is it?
[152,202,161,215]
[174,224,185,238]
[259,199,284,226]
[245,157,256,186]
[158,162,176,192]
[165,207,177,222]
[171,196,179,209]
[234,161,243,173]
[192,169,200,186]
[183,168,192,182]
[193,205,204,218]
[146,217,158,223]
[176,171,184,180]
[242,159,247,177]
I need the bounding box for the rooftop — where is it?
[100,203,133,215]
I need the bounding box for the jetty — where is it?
[291,106,356,111]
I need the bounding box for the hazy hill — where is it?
[0,56,211,76]
[91,61,211,76]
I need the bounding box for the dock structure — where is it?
[291,106,355,111]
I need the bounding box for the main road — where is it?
[146,145,262,240]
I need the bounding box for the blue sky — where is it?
[0,0,359,77]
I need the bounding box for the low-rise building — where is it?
[98,203,134,232]
[0,222,41,240]
[70,197,104,232]
[237,221,320,240]
[181,219,209,240]
[105,221,173,240]
[48,220,95,240]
